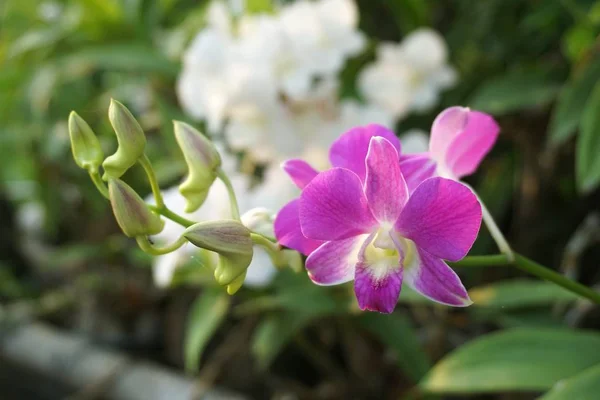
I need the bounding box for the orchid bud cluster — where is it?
[67,100,294,294]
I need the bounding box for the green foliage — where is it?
[541,363,600,400]
[184,288,231,373]
[469,279,578,309]
[576,81,600,192]
[421,329,600,393]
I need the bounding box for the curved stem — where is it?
[136,235,187,256]
[217,168,240,221]
[148,204,195,228]
[250,232,284,266]
[89,169,109,199]
[454,253,600,304]
[139,154,164,209]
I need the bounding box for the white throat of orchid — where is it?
[360,226,417,281]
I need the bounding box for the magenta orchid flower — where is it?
[400,106,500,191]
[274,125,482,313]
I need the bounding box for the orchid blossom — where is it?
[400,106,500,192]
[274,125,482,313]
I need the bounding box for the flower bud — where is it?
[174,121,221,212]
[68,111,104,172]
[102,99,146,180]
[282,249,303,273]
[183,220,253,288]
[108,179,164,237]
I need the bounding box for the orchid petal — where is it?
[399,153,437,193]
[364,136,408,222]
[300,168,377,241]
[282,159,319,189]
[445,111,500,178]
[404,247,472,306]
[429,106,469,162]
[329,124,401,180]
[395,177,481,262]
[274,199,324,256]
[354,236,403,314]
[306,235,365,285]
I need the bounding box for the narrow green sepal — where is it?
[108,178,164,237]
[174,121,221,212]
[102,99,146,180]
[68,111,104,172]
[183,220,253,287]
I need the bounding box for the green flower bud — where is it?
[174,121,221,212]
[282,249,303,273]
[226,271,246,295]
[68,111,104,172]
[102,99,146,180]
[108,178,164,237]
[183,220,253,288]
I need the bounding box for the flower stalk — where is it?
[217,168,241,220]
[136,235,187,256]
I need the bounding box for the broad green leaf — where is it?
[541,363,600,400]
[469,279,578,309]
[246,0,273,13]
[421,328,600,393]
[548,57,600,146]
[251,311,317,369]
[468,71,560,114]
[358,313,431,382]
[576,81,600,192]
[184,288,230,373]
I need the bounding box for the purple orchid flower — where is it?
[274,124,401,257]
[274,125,482,313]
[400,106,500,191]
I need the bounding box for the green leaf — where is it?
[421,328,600,393]
[469,279,578,309]
[576,81,600,192]
[358,313,431,382]
[246,0,273,13]
[63,44,180,77]
[251,311,316,369]
[548,57,600,146]
[541,363,600,400]
[184,288,230,373]
[468,70,560,114]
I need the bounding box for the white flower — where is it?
[359,28,457,120]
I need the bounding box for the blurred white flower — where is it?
[359,28,457,119]
[400,129,429,154]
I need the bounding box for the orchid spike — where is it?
[400,106,500,191]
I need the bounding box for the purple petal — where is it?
[306,235,364,285]
[364,136,408,223]
[395,177,481,262]
[444,111,500,178]
[429,106,469,162]
[300,168,377,241]
[404,247,472,306]
[282,159,319,189]
[399,153,438,193]
[274,199,324,256]
[354,252,403,314]
[329,124,401,180]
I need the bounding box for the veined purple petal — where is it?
[274,199,324,256]
[395,177,481,262]
[429,106,469,162]
[444,111,500,178]
[354,236,403,314]
[364,136,408,223]
[329,124,401,181]
[399,153,438,193]
[282,159,319,189]
[404,247,472,306]
[306,235,365,285]
[300,168,377,241]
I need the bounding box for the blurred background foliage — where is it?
[1,0,600,399]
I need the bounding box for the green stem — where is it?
[454,253,600,304]
[148,205,195,228]
[139,154,164,208]
[89,169,109,199]
[250,232,284,266]
[136,235,187,256]
[217,168,240,220]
